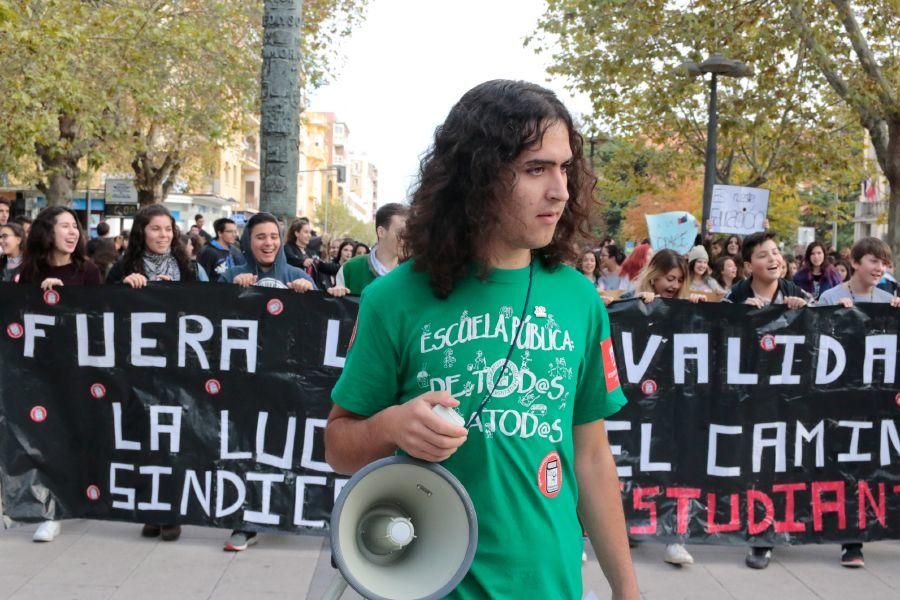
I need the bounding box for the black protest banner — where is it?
[0,283,357,533]
[2,284,899,545]
[606,299,900,545]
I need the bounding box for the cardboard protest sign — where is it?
[645,212,698,255]
[710,185,769,235]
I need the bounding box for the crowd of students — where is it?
[0,199,411,551]
[577,231,897,306]
[578,229,900,570]
[2,196,895,567]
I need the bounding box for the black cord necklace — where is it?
[846,282,874,303]
[465,260,535,429]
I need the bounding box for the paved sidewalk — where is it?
[1,520,899,599]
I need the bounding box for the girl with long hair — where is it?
[724,234,742,259]
[0,222,26,282]
[105,205,202,543]
[284,218,317,270]
[20,207,99,543]
[106,205,206,287]
[353,242,370,256]
[337,239,356,265]
[792,240,841,300]
[19,206,101,288]
[576,248,600,286]
[623,249,706,305]
[711,255,741,292]
[621,248,703,566]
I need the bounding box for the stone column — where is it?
[259,0,303,219]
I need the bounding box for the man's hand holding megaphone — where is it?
[381,391,469,463]
[326,391,468,474]
[325,392,479,600]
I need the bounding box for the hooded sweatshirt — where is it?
[219,225,316,289]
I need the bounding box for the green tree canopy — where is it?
[529,0,889,242]
[0,0,367,206]
[314,194,373,245]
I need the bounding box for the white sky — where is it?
[308,0,591,205]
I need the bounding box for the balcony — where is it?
[854,201,886,221]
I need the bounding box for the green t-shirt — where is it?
[331,259,627,600]
[341,254,377,295]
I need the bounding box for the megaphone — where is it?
[326,455,478,600]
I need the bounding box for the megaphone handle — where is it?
[321,572,349,600]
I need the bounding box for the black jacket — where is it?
[726,277,809,304]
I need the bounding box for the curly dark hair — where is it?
[120,204,195,281]
[403,79,594,298]
[21,206,87,281]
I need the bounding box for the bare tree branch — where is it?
[787,0,890,165]
[829,0,899,115]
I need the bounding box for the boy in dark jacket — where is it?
[725,231,811,308]
[725,231,810,570]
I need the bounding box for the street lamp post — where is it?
[679,53,752,238]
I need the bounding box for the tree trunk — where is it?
[885,117,900,258]
[35,113,86,206]
[35,154,79,206]
[132,151,182,206]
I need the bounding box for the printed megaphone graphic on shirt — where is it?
[323,406,478,600]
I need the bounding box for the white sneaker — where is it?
[664,543,694,565]
[33,520,61,542]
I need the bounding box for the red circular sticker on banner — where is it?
[205,379,222,395]
[6,322,23,339]
[537,452,562,498]
[895,393,900,407]
[641,380,658,395]
[30,406,48,423]
[43,289,60,306]
[760,335,777,352]
[85,485,101,501]
[266,298,284,316]
[90,383,106,399]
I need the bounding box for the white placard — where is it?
[104,179,139,205]
[709,185,769,235]
[797,227,816,246]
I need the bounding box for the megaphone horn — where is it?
[327,456,478,600]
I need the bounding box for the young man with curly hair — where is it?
[325,80,638,599]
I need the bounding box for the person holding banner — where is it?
[18,207,100,542]
[618,248,703,565]
[325,80,639,599]
[19,207,102,290]
[819,237,900,308]
[219,213,349,295]
[816,236,900,567]
[106,205,206,541]
[219,213,349,551]
[724,231,808,569]
[725,231,810,311]
[620,249,707,306]
[106,205,208,287]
